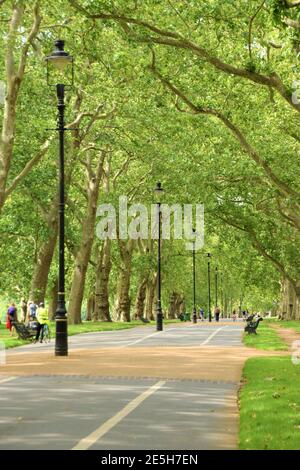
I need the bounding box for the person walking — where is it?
[35,302,49,343]
[214,306,221,322]
[199,307,205,321]
[232,309,237,322]
[29,301,37,319]
[6,302,18,336]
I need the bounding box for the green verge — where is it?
[0,319,179,349]
[243,322,288,351]
[239,356,300,450]
[269,320,300,334]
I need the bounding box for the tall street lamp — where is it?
[154,182,164,331]
[207,253,212,322]
[192,228,197,324]
[215,266,218,308]
[46,39,74,356]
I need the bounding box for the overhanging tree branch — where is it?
[148,63,300,201]
[216,212,298,291]
[68,0,300,113]
[4,137,53,199]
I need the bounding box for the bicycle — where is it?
[41,323,51,343]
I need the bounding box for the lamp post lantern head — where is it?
[46,39,74,86]
[154,181,164,195]
[154,181,164,204]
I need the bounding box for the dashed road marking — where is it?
[72,380,166,450]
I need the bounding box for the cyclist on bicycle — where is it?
[36,302,49,343]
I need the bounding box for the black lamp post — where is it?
[215,266,218,308]
[192,228,197,324]
[46,40,74,356]
[207,253,212,322]
[155,182,164,331]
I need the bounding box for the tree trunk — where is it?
[48,279,58,321]
[145,274,157,321]
[0,4,42,212]
[279,278,300,320]
[115,240,134,322]
[93,239,112,322]
[86,293,94,321]
[115,268,132,322]
[29,225,57,304]
[68,154,105,324]
[168,292,185,319]
[134,276,148,319]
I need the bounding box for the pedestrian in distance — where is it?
[6,302,18,336]
[28,301,37,320]
[199,307,205,321]
[214,306,221,322]
[232,309,237,322]
[35,302,49,343]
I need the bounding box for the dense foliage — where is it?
[1,0,299,322]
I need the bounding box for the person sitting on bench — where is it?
[27,315,39,333]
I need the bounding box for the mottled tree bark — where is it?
[48,278,58,321]
[279,278,300,320]
[86,293,95,321]
[68,153,105,324]
[93,239,112,321]
[29,198,58,303]
[168,292,185,319]
[0,3,43,213]
[145,273,157,321]
[134,276,148,320]
[115,240,134,322]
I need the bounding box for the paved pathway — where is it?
[0,321,261,450]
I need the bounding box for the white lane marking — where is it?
[120,330,163,348]
[0,377,17,385]
[72,380,166,450]
[120,324,196,348]
[201,326,227,346]
[120,328,188,348]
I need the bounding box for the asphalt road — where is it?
[7,321,243,354]
[0,322,244,450]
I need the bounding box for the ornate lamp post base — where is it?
[192,307,197,324]
[156,304,163,332]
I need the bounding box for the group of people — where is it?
[198,306,222,321]
[5,300,49,343]
[197,307,254,321]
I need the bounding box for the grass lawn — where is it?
[0,319,179,349]
[0,324,25,348]
[269,320,300,334]
[239,356,300,450]
[243,322,288,351]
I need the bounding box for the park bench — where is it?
[12,322,36,341]
[244,316,263,335]
[178,313,191,322]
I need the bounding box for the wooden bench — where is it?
[244,317,263,335]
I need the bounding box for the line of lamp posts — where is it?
[155,194,220,332]
[45,39,221,356]
[155,198,218,331]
